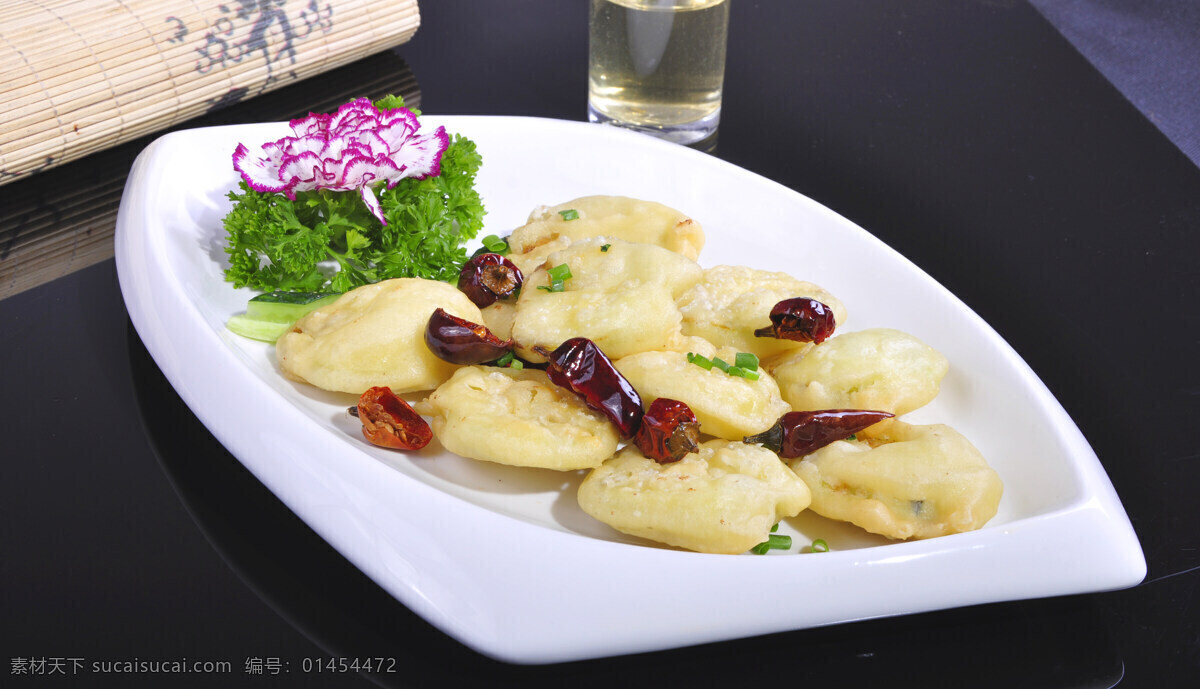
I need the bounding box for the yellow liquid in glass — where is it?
[588,0,729,140]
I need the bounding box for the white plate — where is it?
[115,116,1145,664]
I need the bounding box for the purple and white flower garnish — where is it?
[232,98,449,225]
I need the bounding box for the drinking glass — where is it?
[588,0,730,146]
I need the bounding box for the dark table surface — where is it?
[3,1,1198,687]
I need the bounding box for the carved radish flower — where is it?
[232,98,448,224]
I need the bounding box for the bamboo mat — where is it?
[0,0,421,186]
[0,49,421,301]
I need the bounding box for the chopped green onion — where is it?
[750,533,792,554]
[770,523,779,533]
[811,539,829,553]
[537,264,572,293]
[547,263,573,282]
[727,366,760,381]
[734,352,759,371]
[846,434,857,441]
[600,243,611,252]
[495,351,524,369]
[558,209,579,221]
[688,353,761,379]
[481,234,509,255]
[723,353,761,380]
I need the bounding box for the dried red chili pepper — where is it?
[424,308,514,364]
[352,386,432,450]
[744,409,893,459]
[534,337,644,437]
[458,253,524,307]
[633,398,700,463]
[753,297,837,344]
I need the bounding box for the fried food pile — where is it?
[274,196,1003,553]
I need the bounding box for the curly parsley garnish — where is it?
[222,97,485,293]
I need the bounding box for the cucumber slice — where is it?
[226,315,293,343]
[246,291,341,322]
[227,291,342,342]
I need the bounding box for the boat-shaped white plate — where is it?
[115,116,1145,664]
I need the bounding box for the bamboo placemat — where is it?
[0,49,421,301]
[0,0,421,186]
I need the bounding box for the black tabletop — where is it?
[3,1,1197,687]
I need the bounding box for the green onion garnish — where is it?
[547,263,573,281]
[558,209,579,221]
[750,533,792,554]
[689,352,761,379]
[811,539,829,553]
[494,351,524,369]
[846,434,857,441]
[726,366,760,381]
[481,234,509,255]
[537,263,572,292]
[770,523,779,533]
[600,243,611,252]
[734,352,759,371]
